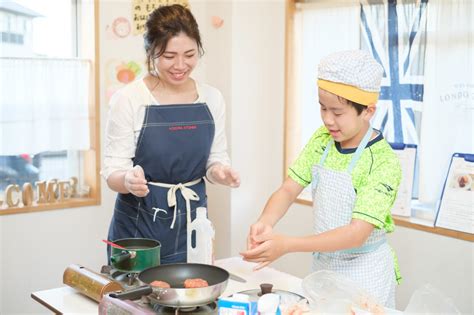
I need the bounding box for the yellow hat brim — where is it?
[318,79,379,106]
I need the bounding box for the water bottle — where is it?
[187,207,215,264]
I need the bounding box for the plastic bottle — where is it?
[187,207,215,264]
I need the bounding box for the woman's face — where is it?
[153,32,199,86]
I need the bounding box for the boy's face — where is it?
[318,88,375,148]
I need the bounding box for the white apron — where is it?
[311,126,396,308]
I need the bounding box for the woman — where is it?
[102,4,240,264]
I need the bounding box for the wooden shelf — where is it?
[0,198,100,215]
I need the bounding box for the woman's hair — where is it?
[144,4,204,74]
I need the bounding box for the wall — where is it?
[0,201,114,314]
[228,0,287,257]
[197,0,233,260]
[388,226,473,313]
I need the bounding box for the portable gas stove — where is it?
[98,265,218,314]
[100,265,140,289]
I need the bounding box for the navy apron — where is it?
[107,103,215,264]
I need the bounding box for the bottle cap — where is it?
[196,207,207,218]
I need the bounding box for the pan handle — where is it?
[110,250,131,264]
[109,285,153,300]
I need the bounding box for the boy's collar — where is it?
[334,129,383,154]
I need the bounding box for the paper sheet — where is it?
[391,145,417,217]
[435,154,474,234]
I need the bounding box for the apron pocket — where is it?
[109,194,140,240]
[113,195,140,228]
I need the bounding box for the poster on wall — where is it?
[105,17,132,40]
[435,153,474,234]
[390,144,417,217]
[132,0,189,35]
[105,59,144,102]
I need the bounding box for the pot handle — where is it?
[110,250,131,264]
[109,285,153,300]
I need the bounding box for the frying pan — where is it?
[109,263,229,307]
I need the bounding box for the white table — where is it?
[31,257,304,314]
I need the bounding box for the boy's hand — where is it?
[124,165,149,197]
[247,221,272,250]
[240,233,290,270]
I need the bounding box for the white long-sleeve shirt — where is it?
[101,78,231,180]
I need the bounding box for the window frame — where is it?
[0,0,101,215]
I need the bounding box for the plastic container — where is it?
[187,207,215,264]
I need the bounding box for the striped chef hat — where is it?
[317,50,384,106]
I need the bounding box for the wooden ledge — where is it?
[393,215,473,242]
[0,198,100,215]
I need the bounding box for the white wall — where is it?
[388,226,473,313]
[196,0,233,260]
[228,0,287,256]
[0,200,114,314]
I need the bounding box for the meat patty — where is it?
[184,278,209,288]
[150,280,171,288]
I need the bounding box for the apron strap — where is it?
[148,178,202,229]
[347,126,373,173]
[319,139,334,165]
[341,236,386,254]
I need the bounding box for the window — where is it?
[285,0,473,240]
[0,0,100,214]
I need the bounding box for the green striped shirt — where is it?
[289,126,402,232]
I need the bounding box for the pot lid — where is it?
[238,283,307,305]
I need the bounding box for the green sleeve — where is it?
[352,150,402,232]
[288,126,330,187]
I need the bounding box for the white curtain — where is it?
[293,1,359,200]
[0,58,91,155]
[418,0,474,204]
[297,0,360,145]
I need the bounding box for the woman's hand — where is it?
[240,233,290,270]
[124,165,149,197]
[208,164,240,187]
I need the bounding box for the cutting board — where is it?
[215,257,304,297]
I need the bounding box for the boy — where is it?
[241,50,402,307]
